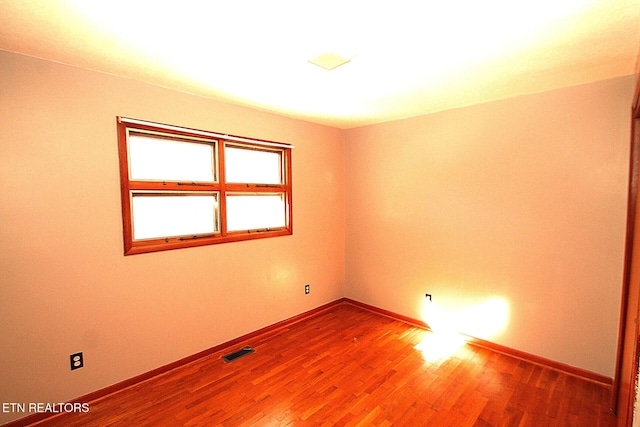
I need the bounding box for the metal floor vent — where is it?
[222,346,255,363]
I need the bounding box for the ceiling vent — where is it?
[308,52,351,71]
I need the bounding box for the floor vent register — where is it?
[222,346,255,363]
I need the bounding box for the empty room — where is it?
[2,1,640,426]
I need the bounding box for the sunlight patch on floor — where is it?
[414,331,467,363]
[415,296,510,363]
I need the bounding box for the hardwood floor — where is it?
[28,303,616,426]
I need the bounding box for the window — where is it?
[117,117,293,255]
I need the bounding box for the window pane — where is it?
[225,145,282,184]
[226,193,286,232]
[131,193,218,240]
[128,132,215,182]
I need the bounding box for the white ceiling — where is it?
[1,0,639,129]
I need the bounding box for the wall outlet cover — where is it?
[70,352,83,370]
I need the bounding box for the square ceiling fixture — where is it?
[308,52,351,71]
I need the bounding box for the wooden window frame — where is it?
[117,117,293,255]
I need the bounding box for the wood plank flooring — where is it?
[28,303,616,426]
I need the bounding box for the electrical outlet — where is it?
[70,352,83,370]
[305,284,310,294]
[425,293,432,302]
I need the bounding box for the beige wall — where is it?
[0,51,345,424]
[344,76,634,377]
[0,48,635,424]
